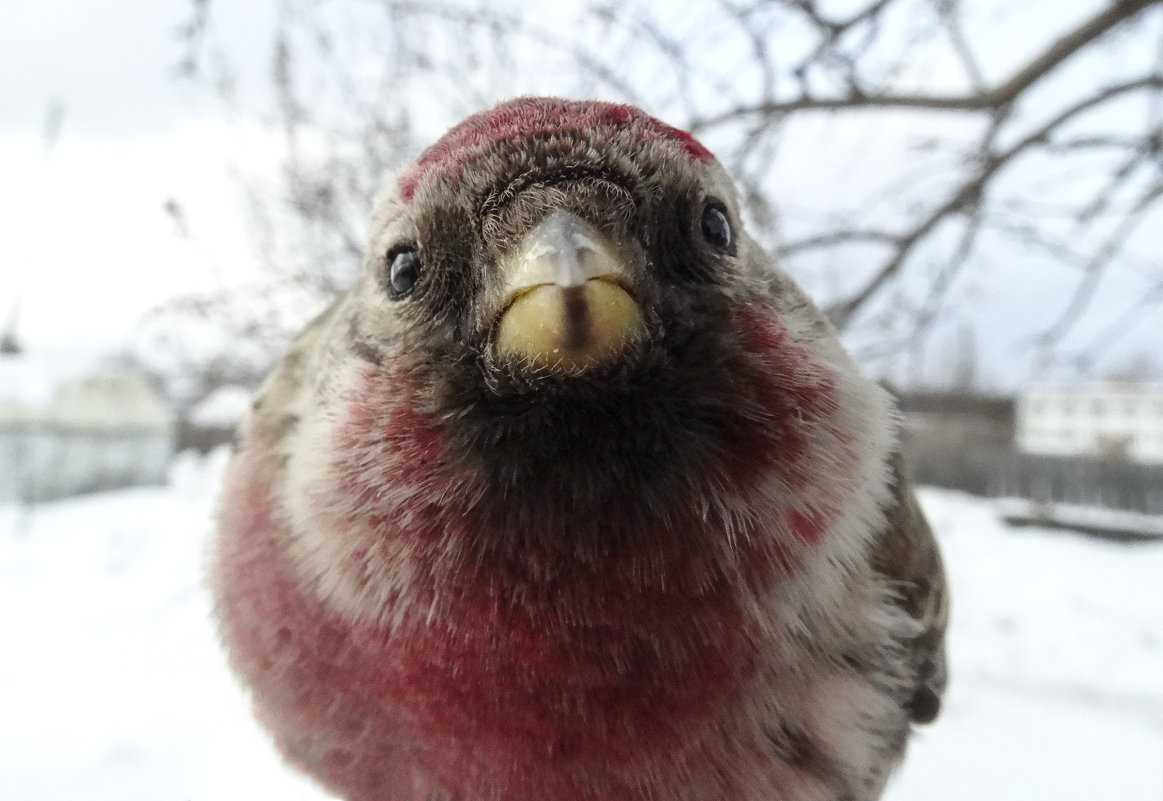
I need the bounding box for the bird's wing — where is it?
[870,454,949,723]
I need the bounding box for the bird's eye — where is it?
[700,198,735,256]
[386,245,422,300]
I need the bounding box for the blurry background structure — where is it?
[1017,382,1163,463]
[0,339,175,503]
[1,1,1162,799]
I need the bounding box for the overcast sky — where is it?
[0,0,272,372]
[1,0,1159,390]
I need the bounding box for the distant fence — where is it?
[0,424,173,504]
[903,441,1163,515]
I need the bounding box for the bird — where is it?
[212,97,948,801]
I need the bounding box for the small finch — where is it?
[213,97,948,801]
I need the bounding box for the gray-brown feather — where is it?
[870,453,949,724]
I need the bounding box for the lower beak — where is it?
[495,210,645,371]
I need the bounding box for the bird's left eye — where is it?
[700,198,735,256]
[386,245,422,300]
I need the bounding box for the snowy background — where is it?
[1,450,1160,801]
[3,1,1161,796]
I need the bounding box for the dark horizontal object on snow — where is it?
[999,499,1163,544]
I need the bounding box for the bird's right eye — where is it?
[699,198,735,256]
[386,245,422,300]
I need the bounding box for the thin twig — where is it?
[827,76,1163,326]
[691,0,1162,131]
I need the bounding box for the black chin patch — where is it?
[424,293,762,544]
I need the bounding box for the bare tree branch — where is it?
[1036,179,1163,344]
[691,0,1162,131]
[777,229,900,256]
[1081,276,1163,355]
[828,76,1163,326]
[932,0,985,91]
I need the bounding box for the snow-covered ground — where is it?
[1,450,1160,801]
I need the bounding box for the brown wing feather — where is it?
[871,453,950,724]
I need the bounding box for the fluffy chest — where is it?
[383,552,762,759]
[218,302,898,799]
[217,463,775,800]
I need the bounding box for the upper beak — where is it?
[495,210,645,371]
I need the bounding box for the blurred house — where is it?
[179,383,253,453]
[1016,384,1163,465]
[0,356,176,503]
[891,385,1163,518]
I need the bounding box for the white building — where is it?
[1016,384,1163,464]
[0,358,176,502]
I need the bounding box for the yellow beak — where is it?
[495,210,644,371]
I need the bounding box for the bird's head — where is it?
[333,98,848,494]
[373,97,736,373]
[272,98,894,617]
